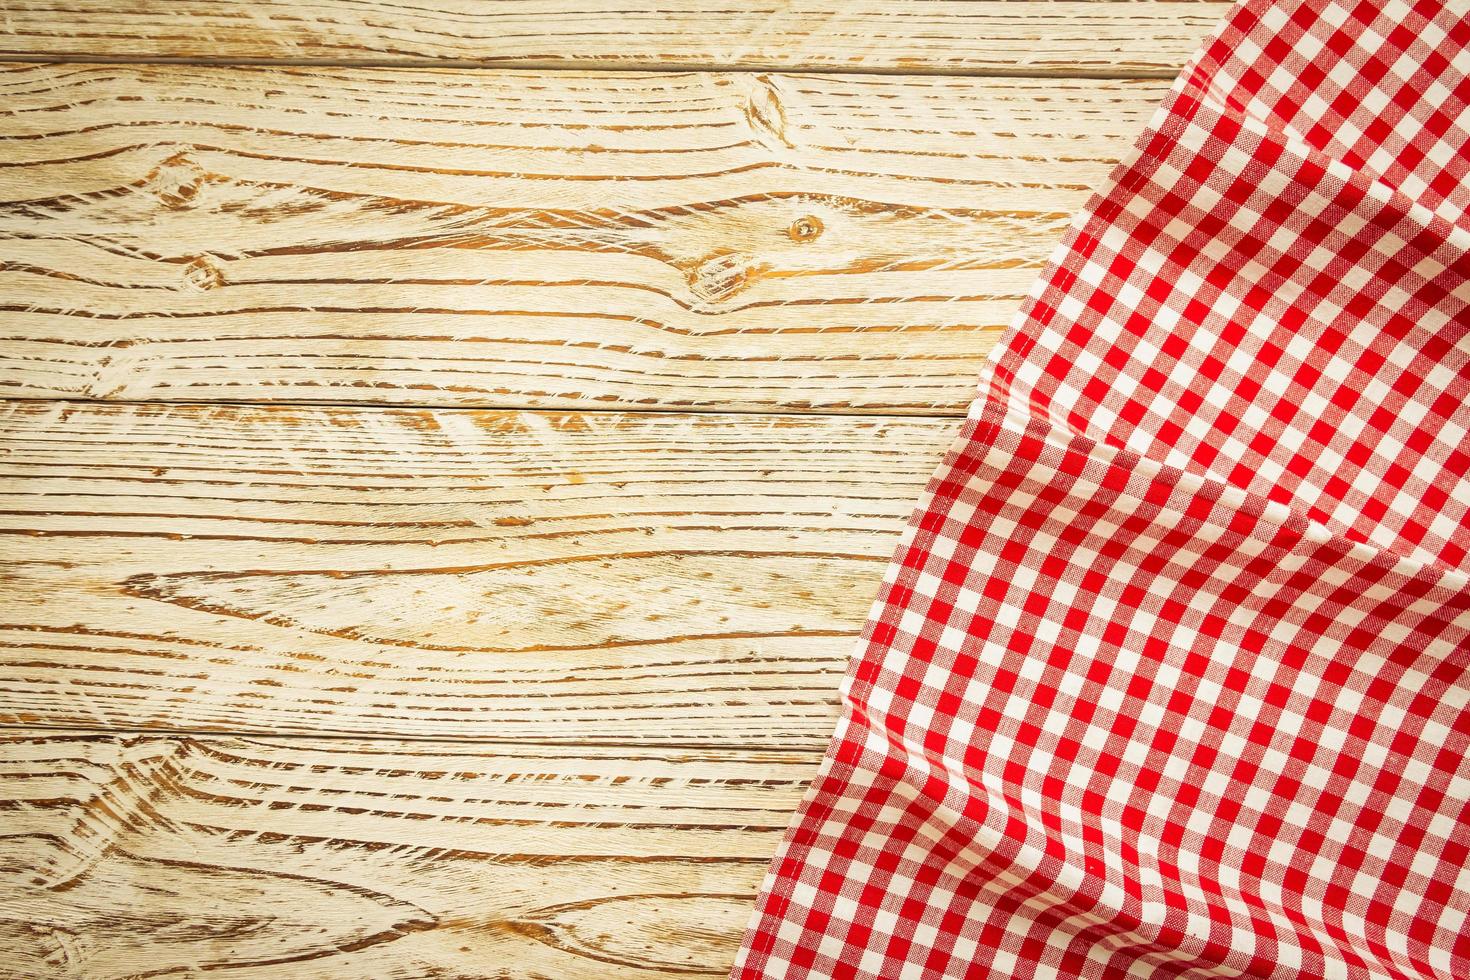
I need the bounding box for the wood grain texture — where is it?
[0,400,959,746]
[0,730,820,977]
[0,62,1167,414]
[0,1,1225,77]
[0,4,1209,974]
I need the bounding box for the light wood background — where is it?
[0,4,1218,977]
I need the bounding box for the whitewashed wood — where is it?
[0,63,1167,414]
[0,1,1225,77]
[0,4,1203,972]
[0,400,960,746]
[0,731,820,977]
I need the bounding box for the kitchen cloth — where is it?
[733,0,1470,976]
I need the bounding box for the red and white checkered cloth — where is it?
[733,0,1470,976]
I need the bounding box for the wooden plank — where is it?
[0,63,1167,415]
[0,1,1225,77]
[0,730,819,977]
[0,400,959,746]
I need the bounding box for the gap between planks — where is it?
[0,52,1187,80]
[0,394,974,420]
[0,719,837,755]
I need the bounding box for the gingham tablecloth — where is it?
[733,0,1470,976]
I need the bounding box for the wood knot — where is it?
[182,255,224,291]
[145,151,208,210]
[687,250,753,306]
[743,74,794,151]
[787,215,823,243]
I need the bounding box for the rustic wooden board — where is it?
[0,400,959,746]
[0,63,1167,414]
[0,730,820,977]
[0,1,1225,77]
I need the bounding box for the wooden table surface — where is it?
[0,4,1219,976]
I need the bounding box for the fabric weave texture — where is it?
[732,0,1470,976]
